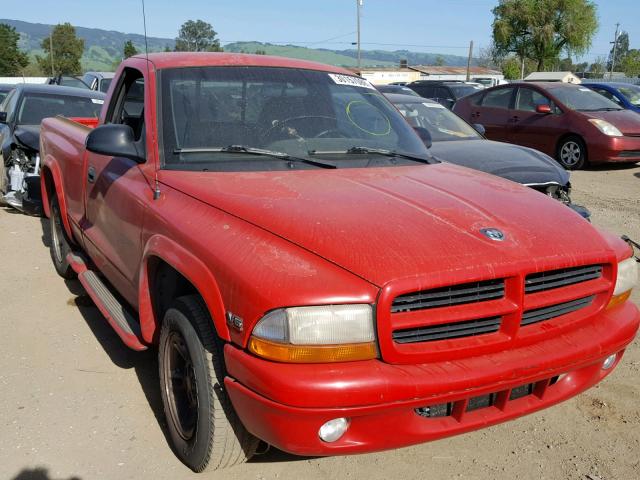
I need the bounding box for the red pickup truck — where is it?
[39,53,639,472]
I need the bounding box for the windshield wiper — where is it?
[174,145,336,169]
[309,146,433,165]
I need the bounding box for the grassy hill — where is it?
[3,19,473,72]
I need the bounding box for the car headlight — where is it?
[248,304,377,363]
[589,119,623,137]
[608,257,638,308]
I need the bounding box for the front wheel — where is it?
[49,196,75,279]
[159,295,259,472]
[556,136,587,170]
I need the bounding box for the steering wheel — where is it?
[260,115,341,143]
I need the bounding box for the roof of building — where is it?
[524,71,581,83]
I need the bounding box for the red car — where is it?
[39,53,639,472]
[453,82,640,169]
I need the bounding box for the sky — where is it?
[6,0,640,62]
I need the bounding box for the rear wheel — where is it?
[159,295,259,472]
[49,196,75,279]
[557,136,587,170]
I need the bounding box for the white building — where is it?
[0,77,49,85]
[355,65,504,85]
[524,72,581,84]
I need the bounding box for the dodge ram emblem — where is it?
[480,228,505,241]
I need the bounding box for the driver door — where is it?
[82,67,149,307]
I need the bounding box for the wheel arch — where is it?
[40,158,73,239]
[138,234,230,345]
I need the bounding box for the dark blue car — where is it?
[583,82,640,114]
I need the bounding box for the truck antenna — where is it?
[141,0,161,200]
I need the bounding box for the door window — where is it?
[109,68,145,142]
[480,88,513,109]
[515,88,556,112]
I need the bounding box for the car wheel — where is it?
[159,295,259,472]
[557,136,587,170]
[0,153,7,199]
[49,196,75,279]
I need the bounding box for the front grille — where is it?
[391,279,504,313]
[525,265,602,293]
[618,150,640,158]
[521,295,594,326]
[392,316,502,344]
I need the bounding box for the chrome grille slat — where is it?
[521,296,595,326]
[525,265,602,293]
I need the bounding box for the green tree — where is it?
[492,0,598,71]
[588,57,606,76]
[621,50,640,77]
[124,40,138,59]
[0,23,29,76]
[608,31,629,71]
[502,56,522,79]
[434,55,445,66]
[175,20,223,52]
[36,23,84,76]
[254,49,267,55]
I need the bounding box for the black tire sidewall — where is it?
[49,197,74,278]
[557,136,586,170]
[159,306,215,470]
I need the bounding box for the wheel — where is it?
[49,196,75,279]
[159,295,259,472]
[557,136,587,170]
[0,153,7,200]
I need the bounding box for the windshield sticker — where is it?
[423,102,445,108]
[328,73,376,90]
[91,98,105,104]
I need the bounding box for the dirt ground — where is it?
[1,164,639,480]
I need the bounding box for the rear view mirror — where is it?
[536,104,552,114]
[473,123,486,136]
[413,126,432,149]
[85,124,145,163]
[0,112,7,123]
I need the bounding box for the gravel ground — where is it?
[0,164,638,480]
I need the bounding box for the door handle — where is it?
[510,115,519,123]
[472,111,480,118]
[87,166,96,183]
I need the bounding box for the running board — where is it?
[67,253,147,351]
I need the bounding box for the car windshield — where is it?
[449,85,483,99]
[161,66,431,170]
[548,85,624,111]
[99,78,113,93]
[618,85,640,106]
[393,101,481,142]
[17,93,103,125]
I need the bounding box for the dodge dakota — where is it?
[39,53,639,472]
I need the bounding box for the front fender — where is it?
[138,234,230,344]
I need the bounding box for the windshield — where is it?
[449,85,483,99]
[17,93,103,125]
[394,101,481,142]
[618,85,640,107]
[160,66,430,170]
[548,86,623,111]
[99,78,113,93]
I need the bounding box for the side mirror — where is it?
[85,124,144,163]
[0,112,7,123]
[536,104,552,114]
[413,126,432,149]
[473,123,486,136]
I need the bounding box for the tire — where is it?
[49,196,75,279]
[556,136,587,170]
[159,295,259,472]
[0,153,7,200]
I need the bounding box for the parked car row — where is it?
[0,84,105,213]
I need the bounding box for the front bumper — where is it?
[224,301,639,456]
[589,135,640,164]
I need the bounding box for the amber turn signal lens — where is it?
[607,290,632,309]
[248,337,377,363]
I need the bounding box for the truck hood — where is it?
[161,163,608,287]
[429,139,569,186]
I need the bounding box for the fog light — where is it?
[318,417,349,442]
[602,353,617,370]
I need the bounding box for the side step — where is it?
[67,252,147,351]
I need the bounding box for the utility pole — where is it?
[610,23,620,78]
[466,40,473,81]
[520,55,525,80]
[49,32,55,77]
[356,0,362,73]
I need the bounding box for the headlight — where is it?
[248,304,377,363]
[608,257,638,308]
[589,119,623,137]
